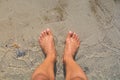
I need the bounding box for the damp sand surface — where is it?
[0,0,120,80]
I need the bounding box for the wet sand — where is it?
[0,0,120,80]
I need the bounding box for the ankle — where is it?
[63,54,74,64]
[46,54,56,62]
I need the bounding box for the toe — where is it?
[46,28,49,35]
[75,33,78,40]
[40,34,42,39]
[71,32,74,37]
[43,30,47,36]
[72,32,76,39]
[39,37,42,42]
[67,31,73,38]
[45,29,48,35]
[78,41,80,45]
[67,31,71,38]
[47,28,52,35]
[76,34,79,40]
[38,35,42,43]
[77,37,79,42]
[77,37,80,45]
[41,32,44,37]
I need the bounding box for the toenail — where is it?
[47,28,50,31]
[40,35,42,37]
[73,32,76,35]
[69,31,72,33]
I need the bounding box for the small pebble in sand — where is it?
[84,67,90,74]
[16,49,26,57]
[11,42,20,48]
[5,44,8,47]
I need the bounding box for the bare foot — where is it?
[63,31,87,80]
[63,31,80,62]
[32,29,56,80]
[39,28,56,61]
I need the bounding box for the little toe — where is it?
[78,41,80,45]
[77,37,79,42]
[39,35,42,43]
[77,37,80,45]
[76,35,79,40]
[39,37,42,43]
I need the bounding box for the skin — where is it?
[32,28,88,80]
[63,31,88,80]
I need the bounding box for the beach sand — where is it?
[0,0,120,80]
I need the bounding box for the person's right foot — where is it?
[39,28,56,61]
[63,31,80,62]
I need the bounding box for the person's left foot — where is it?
[39,28,56,61]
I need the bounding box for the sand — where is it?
[0,0,120,80]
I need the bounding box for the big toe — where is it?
[46,28,52,35]
[67,31,73,39]
[44,29,48,36]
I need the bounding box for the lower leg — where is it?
[64,57,87,80]
[63,31,87,80]
[32,29,56,80]
[32,55,56,80]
